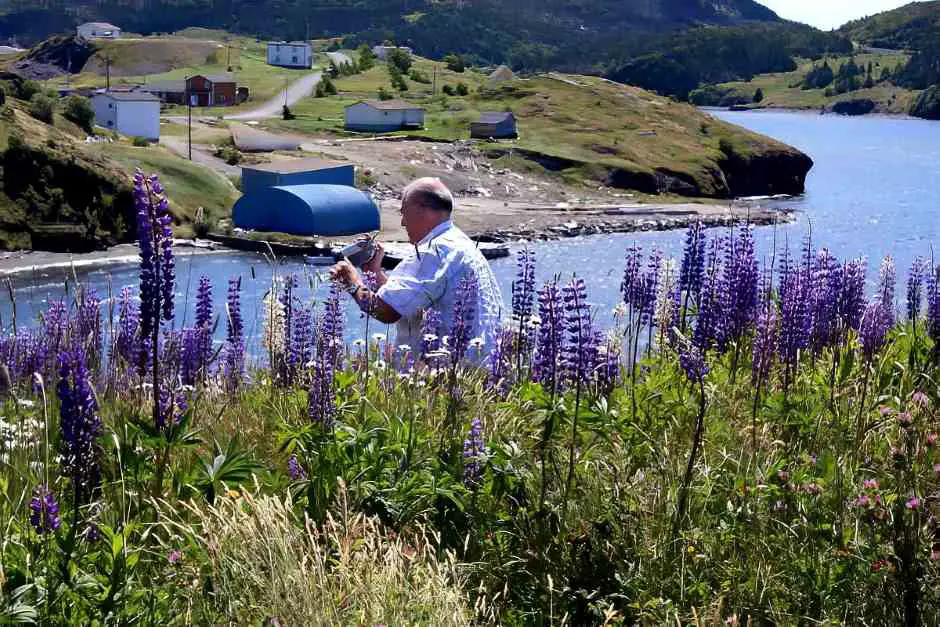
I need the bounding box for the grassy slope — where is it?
[263,57,805,196]
[713,53,917,113]
[47,34,320,118]
[0,98,237,247]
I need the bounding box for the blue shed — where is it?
[232,184,380,236]
[240,158,356,195]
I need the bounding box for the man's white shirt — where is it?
[376,220,505,360]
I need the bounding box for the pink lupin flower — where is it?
[905,497,921,510]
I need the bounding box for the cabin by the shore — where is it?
[266,41,313,69]
[470,111,518,139]
[91,92,160,140]
[77,22,121,40]
[344,100,424,132]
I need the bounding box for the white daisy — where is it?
[469,337,485,349]
[371,333,387,343]
[352,338,367,348]
[397,344,412,353]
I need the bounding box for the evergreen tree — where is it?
[753,87,764,103]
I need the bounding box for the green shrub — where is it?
[214,144,241,165]
[0,84,6,107]
[28,93,55,124]
[409,69,431,84]
[377,86,394,100]
[63,95,95,133]
[357,43,376,71]
[282,105,295,120]
[387,48,412,73]
[455,82,469,96]
[442,84,455,96]
[753,87,764,103]
[15,79,41,102]
[132,136,150,147]
[444,53,465,73]
[322,75,337,95]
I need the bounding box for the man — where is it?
[330,177,504,360]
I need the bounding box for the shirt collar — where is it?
[417,219,453,246]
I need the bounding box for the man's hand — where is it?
[329,260,360,289]
[361,240,386,275]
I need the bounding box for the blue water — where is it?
[4,110,939,352]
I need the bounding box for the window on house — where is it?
[292,56,298,63]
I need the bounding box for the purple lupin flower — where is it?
[593,332,620,394]
[928,264,940,358]
[561,277,593,387]
[640,249,662,326]
[195,275,213,372]
[679,343,708,383]
[876,255,897,326]
[679,222,706,304]
[462,417,484,489]
[419,307,442,358]
[223,277,244,391]
[620,244,644,312]
[486,328,514,391]
[723,225,759,344]
[752,301,778,385]
[532,279,564,393]
[693,238,726,352]
[287,455,307,481]
[58,349,102,503]
[29,485,61,535]
[859,301,892,361]
[134,170,175,340]
[320,283,345,369]
[808,249,841,353]
[290,305,313,373]
[76,288,102,364]
[450,272,479,364]
[778,249,811,385]
[907,257,925,323]
[179,327,201,386]
[157,382,188,431]
[114,287,141,371]
[512,248,536,325]
[42,300,68,363]
[309,285,344,427]
[838,257,868,332]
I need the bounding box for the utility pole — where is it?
[187,76,192,161]
[105,55,111,91]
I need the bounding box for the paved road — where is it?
[161,136,242,177]
[224,71,322,120]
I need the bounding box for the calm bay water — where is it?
[4,110,940,351]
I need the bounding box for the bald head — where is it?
[402,177,454,215]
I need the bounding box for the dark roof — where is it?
[140,80,186,93]
[95,92,160,102]
[351,99,424,111]
[243,158,351,174]
[476,111,515,124]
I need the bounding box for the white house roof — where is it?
[95,92,159,102]
[80,22,120,30]
[349,99,424,112]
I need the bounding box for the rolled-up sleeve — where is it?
[377,249,455,318]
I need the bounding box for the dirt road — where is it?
[225,71,322,120]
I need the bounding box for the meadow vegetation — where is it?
[0,173,938,624]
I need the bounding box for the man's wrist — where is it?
[345,281,361,295]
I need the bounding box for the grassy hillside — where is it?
[265,56,812,198]
[43,34,319,114]
[694,52,916,114]
[839,1,940,50]
[0,88,237,250]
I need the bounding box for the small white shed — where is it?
[92,92,160,140]
[77,22,121,40]
[267,41,313,69]
[344,100,425,132]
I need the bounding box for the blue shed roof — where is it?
[232,184,380,236]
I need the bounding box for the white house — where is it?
[344,100,424,132]
[77,22,121,40]
[267,41,313,69]
[91,92,160,140]
[371,45,412,61]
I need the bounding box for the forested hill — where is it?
[0,0,781,57]
[839,1,940,51]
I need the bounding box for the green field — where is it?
[710,53,917,114]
